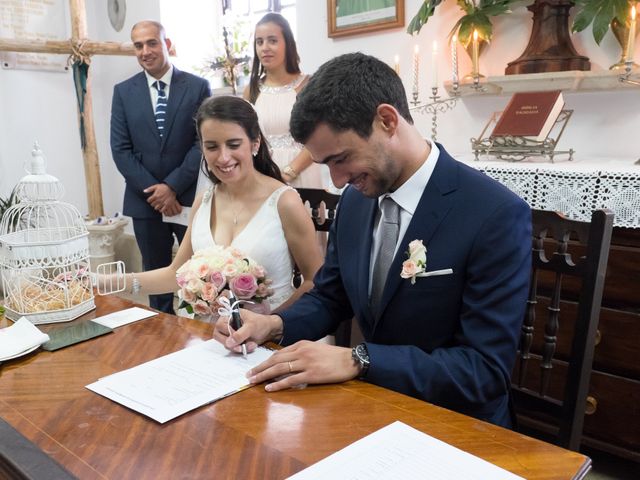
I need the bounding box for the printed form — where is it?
[288,421,524,480]
[87,339,272,423]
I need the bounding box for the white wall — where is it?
[1,0,639,219]
[296,1,640,161]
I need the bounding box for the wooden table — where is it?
[0,296,591,479]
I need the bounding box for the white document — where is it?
[86,339,272,423]
[287,421,524,480]
[0,317,50,361]
[91,307,157,329]
[162,206,191,226]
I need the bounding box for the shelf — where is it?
[443,69,640,97]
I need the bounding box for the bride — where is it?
[114,95,323,314]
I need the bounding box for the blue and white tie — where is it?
[154,80,167,137]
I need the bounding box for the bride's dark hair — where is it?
[195,96,283,184]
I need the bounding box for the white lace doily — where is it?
[460,157,640,228]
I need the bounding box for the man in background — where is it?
[110,20,210,313]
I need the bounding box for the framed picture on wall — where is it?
[328,0,405,38]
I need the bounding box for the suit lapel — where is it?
[355,197,377,330]
[372,148,458,331]
[161,68,187,149]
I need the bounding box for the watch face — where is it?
[108,0,126,32]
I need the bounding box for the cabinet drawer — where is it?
[528,298,640,379]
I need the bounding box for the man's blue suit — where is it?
[110,67,210,312]
[279,145,531,427]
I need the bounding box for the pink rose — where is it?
[401,260,422,280]
[229,273,258,299]
[209,271,226,291]
[222,263,239,277]
[201,282,218,302]
[250,264,266,278]
[192,299,211,316]
[180,287,196,303]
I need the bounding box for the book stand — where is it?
[471,109,574,163]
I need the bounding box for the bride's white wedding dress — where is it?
[191,184,295,311]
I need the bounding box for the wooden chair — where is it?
[512,208,614,451]
[292,188,351,346]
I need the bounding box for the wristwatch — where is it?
[351,343,370,379]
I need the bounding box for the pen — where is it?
[228,292,247,359]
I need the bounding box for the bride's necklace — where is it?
[225,188,245,225]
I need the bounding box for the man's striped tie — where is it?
[154,80,167,137]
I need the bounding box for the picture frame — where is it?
[327,0,405,38]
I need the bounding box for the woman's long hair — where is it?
[196,96,282,184]
[248,13,300,104]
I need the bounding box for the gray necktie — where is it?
[154,80,167,137]
[370,196,400,317]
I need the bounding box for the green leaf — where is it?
[592,1,616,44]
[406,1,443,35]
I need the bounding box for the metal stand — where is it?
[410,86,459,141]
[471,109,574,163]
[619,60,640,86]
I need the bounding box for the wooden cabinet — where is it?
[520,228,640,461]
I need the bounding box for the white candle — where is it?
[413,44,420,95]
[431,41,438,89]
[627,6,637,62]
[452,34,459,85]
[394,54,400,75]
[472,30,479,76]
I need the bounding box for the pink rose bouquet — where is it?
[176,246,272,317]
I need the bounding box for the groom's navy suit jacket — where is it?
[280,145,531,427]
[110,67,210,219]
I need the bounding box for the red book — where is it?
[490,90,565,142]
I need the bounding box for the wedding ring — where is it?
[288,361,293,374]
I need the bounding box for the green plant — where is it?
[407,0,518,46]
[0,187,18,222]
[572,0,632,45]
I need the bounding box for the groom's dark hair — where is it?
[290,52,413,143]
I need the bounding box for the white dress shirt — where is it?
[368,140,440,294]
[145,65,173,111]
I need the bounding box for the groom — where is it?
[214,53,531,428]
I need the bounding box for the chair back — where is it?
[512,208,614,451]
[292,188,351,346]
[295,188,341,232]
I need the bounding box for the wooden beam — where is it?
[0,38,135,56]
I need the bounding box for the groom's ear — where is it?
[376,104,398,136]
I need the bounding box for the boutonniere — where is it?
[400,239,454,284]
[401,240,427,284]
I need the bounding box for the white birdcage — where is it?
[0,143,95,324]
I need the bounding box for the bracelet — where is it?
[283,165,299,180]
[131,275,141,295]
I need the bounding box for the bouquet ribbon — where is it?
[217,296,254,317]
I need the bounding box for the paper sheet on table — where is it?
[86,339,272,423]
[91,307,157,329]
[0,317,50,361]
[287,421,524,480]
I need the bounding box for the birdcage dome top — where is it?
[14,142,65,203]
[0,142,87,251]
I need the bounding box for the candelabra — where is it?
[619,60,640,86]
[409,86,459,141]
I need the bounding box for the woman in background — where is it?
[244,13,327,189]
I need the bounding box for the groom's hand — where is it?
[246,341,361,391]
[213,309,283,353]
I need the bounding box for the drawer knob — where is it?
[585,396,598,415]
[594,330,601,346]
